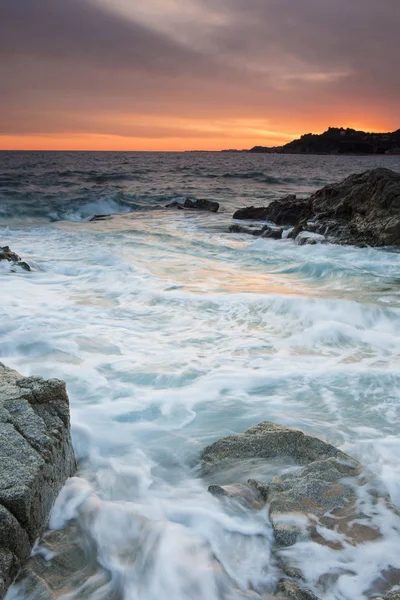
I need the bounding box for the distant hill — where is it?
[248,127,400,155]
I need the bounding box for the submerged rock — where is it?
[229,224,283,239]
[294,232,326,246]
[276,579,320,600]
[0,246,31,271]
[166,198,219,212]
[201,422,350,475]
[208,480,268,510]
[0,365,76,598]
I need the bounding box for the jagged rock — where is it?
[232,207,270,220]
[382,592,400,600]
[201,422,350,476]
[268,455,361,547]
[262,196,311,226]
[0,365,76,598]
[294,232,326,246]
[229,224,266,236]
[229,224,283,239]
[254,169,400,247]
[233,196,297,221]
[276,579,320,600]
[0,247,31,272]
[166,199,219,212]
[184,198,219,212]
[261,225,283,239]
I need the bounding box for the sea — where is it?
[1,151,400,600]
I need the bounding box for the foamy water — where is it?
[1,152,400,599]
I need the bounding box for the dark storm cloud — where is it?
[0,0,398,142]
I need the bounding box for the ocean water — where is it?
[1,151,400,600]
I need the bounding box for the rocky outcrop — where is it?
[233,197,297,221]
[166,198,219,212]
[0,247,30,271]
[249,127,400,155]
[0,365,76,598]
[231,169,400,246]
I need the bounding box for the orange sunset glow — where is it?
[1,0,399,150]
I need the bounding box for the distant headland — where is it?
[222,127,400,155]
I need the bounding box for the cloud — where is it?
[0,0,398,147]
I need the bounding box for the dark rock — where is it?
[0,365,76,597]
[263,196,312,226]
[233,198,300,222]
[229,224,265,236]
[0,246,31,271]
[233,206,270,220]
[184,198,219,212]
[229,224,282,239]
[276,579,320,600]
[167,199,219,212]
[260,169,400,247]
[308,168,400,246]
[89,214,112,221]
[165,201,184,210]
[201,422,351,476]
[261,225,283,239]
[0,247,20,263]
[287,224,305,239]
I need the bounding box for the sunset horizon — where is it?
[1,0,399,152]
[1,121,399,152]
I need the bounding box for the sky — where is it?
[0,0,399,150]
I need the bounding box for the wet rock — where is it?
[229,224,283,239]
[10,525,107,600]
[383,592,400,600]
[294,232,326,246]
[201,422,351,476]
[208,480,268,509]
[229,224,266,236]
[233,196,298,222]
[276,579,321,600]
[165,201,185,210]
[268,455,361,547]
[257,168,400,247]
[262,196,312,226]
[89,214,112,221]
[184,198,219,212]
[0,246,31,271]
[0,365,76,597]
[166,199,219,212]
[232,207,270,220]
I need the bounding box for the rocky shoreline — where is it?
[1,166,399,599]
[230,168,400,247]
[203,422,400,600]
[0,360,399,599]
[0,365,76,598]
